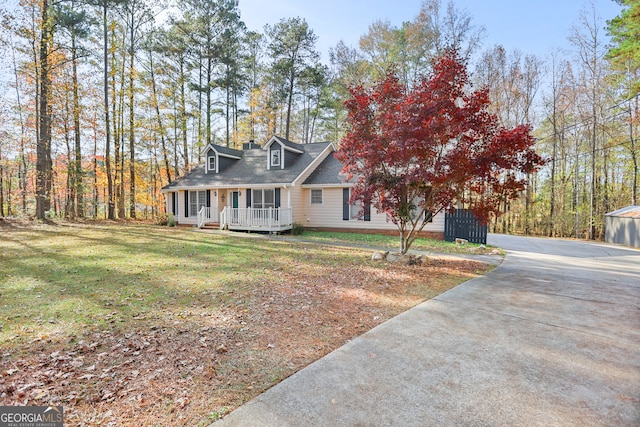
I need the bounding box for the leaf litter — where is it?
[0,222,490,426]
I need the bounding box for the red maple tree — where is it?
[335,50,544,253]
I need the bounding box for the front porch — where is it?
[199,207,293,232]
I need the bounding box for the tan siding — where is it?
[290,186,306,224]
[300,187,443,232]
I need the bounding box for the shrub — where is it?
[291,222,304,235]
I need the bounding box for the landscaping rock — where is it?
[371,251,389,261]
[386,253,423,265]
[455,238,468,246]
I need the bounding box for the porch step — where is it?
[201,223,219,229]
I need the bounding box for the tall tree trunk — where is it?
[630,98,638,205]
[11,36,28,214]
[6,167,13,216]
[181,60,188,173]
[111,24,123,218]
[206,56,212,146]
[36,0,52,220]
[64,113,74,219]
[72,31,84,218]
[172,96,180,178]
[226,70,230,147]
[119,46,127,219]
[63,90,75,219]
[285,73,295,140]
[92,112,99,219]
[0,147,4,217]
[549,121,558,237]
[103,1,115,220]
[148,50,172,183]
[590,105,597,240]
[128,26,136,219]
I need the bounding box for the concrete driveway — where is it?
[215,234,640,426]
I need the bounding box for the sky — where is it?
[237,0,624,63]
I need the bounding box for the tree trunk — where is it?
[36,0,52,220]
[64,115,74,219]
[0,147,4,217]
[206,56,212,147]
[103,1,115,220]
[11,37,28,214]
[72,32,83,218]
[111,25,123,218]
[128,27,136,219]
[92,112,99,219]
[630,98,638,205]
[180,60,188,174]
[226,64,231,147]
[285,73,295,140]
[148,49,172,183]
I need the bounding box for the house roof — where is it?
[202,144,243,159]
[605,205,640,219]
[303,152,353,186]
[162,140,333,190]
[265,136,304,153]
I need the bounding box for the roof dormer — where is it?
[264,136,304,170]
[201,144,243,174]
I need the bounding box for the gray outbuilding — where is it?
[605,205,640,248]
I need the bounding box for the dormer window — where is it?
[271,149,281,168]
[208,156,216,173]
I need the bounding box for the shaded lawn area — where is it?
[0,221,492,426]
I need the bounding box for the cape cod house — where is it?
[161,136,444,238]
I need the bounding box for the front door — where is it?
[232,191,239,223]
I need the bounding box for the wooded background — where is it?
[0,0,637,239]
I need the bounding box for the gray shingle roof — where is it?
[303,152,354,185]
[162,140,333,190]
[270,136,304,152]
[214,145,243,158]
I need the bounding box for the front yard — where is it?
[0,220,491,425]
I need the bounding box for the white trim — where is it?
[310,189,323,205]
[201,143,242,160]
[270,147,282,170]
[218,152,242,160]
[263,136,304,154]
[301,182,354,189]
[162,183,292,192]
[207,155,217,173]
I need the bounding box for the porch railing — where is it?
[220,207,292,230]
[197,206,218,228]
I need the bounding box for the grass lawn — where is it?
[285,230,501,254]
[0,220,493,426]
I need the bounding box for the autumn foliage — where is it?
[335,50,544,253]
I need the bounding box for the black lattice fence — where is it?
[444,209,488,244]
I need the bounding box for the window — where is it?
[189,190,206,217]
[271,149,281,168]
[252,189,275,208]
[208,156,216,172]
[311,189,323,204]
[342,188,370,221]
[424,210,433,223]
